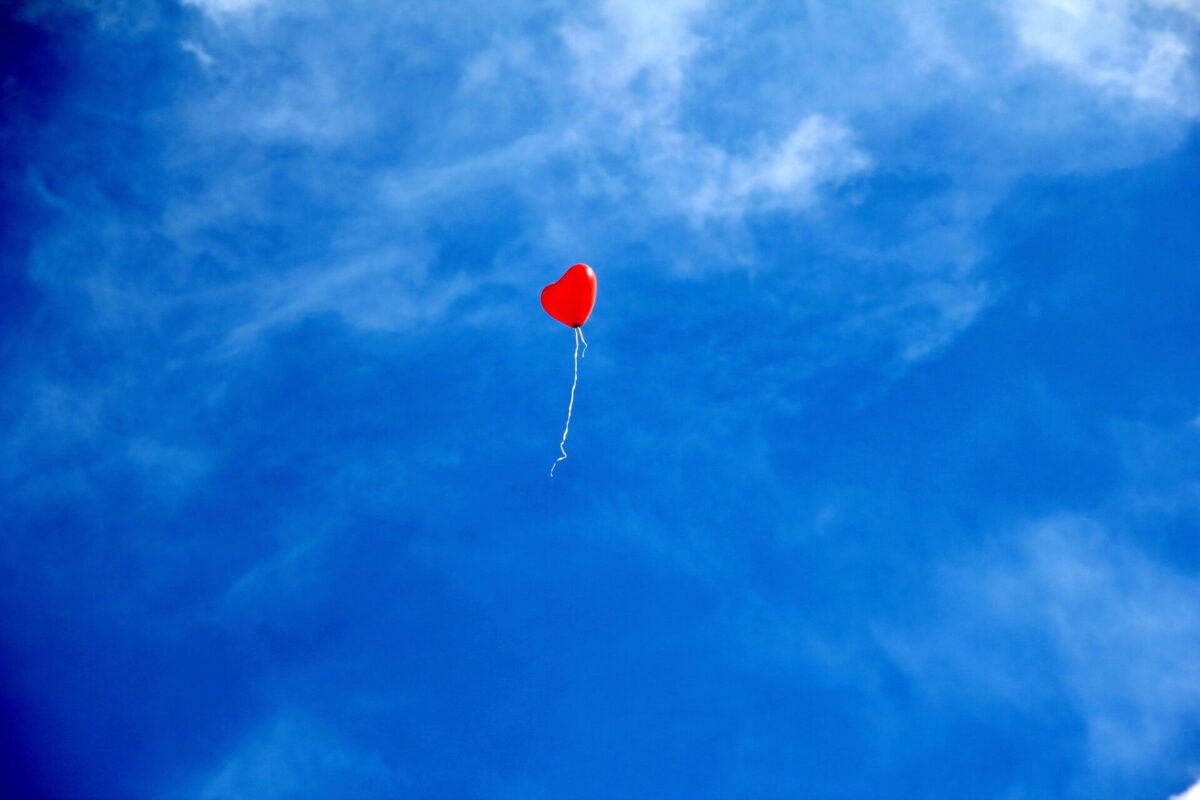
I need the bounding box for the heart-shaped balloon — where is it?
[541,263,596,328]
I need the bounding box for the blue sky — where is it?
[3,0,1200,797]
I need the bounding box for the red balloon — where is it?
[541,263,596,328]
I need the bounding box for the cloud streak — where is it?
[879,513,1200,789]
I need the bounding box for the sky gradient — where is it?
[3,1,1200,798]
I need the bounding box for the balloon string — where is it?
[578,326,587,359]
[550,327,580,477]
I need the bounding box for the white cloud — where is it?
[561,0,710,127]
[459,34,539,93]
[191,715,408,800]
[557,3,879,237]
[1007,0,1200,115]
[181,39,215,67]
[894,278,991,362]
[900,4,975,78]
[377,133,562,211]
[1172,777,1200,800]
[3,378,214,507]
[690,115,871,218]
[36,0,1200,377]
[183,0,272,17]
[218,249,476,352]
[1012,519,1200,769]
[887,514,1200,775]
[188,44,376,147]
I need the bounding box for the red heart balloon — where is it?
[541,263,596,328]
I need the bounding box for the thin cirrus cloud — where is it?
[8,0,1197,543]
[181,0,271,17]
[687,115,872,219]
[882,515,1200,772]
[6,0,1196,555]
[140,0,1196,352]
[195,716,408,799]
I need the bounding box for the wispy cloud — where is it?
[561,0,711,128]
[688,115,871,218]
[217,248,475,350]
[193,715,408,799]
[138,0,1198,360]
[1008,0,1200,116]
[884,514,1200,782]
[9,0,1197,525]
[182,0,273,19]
